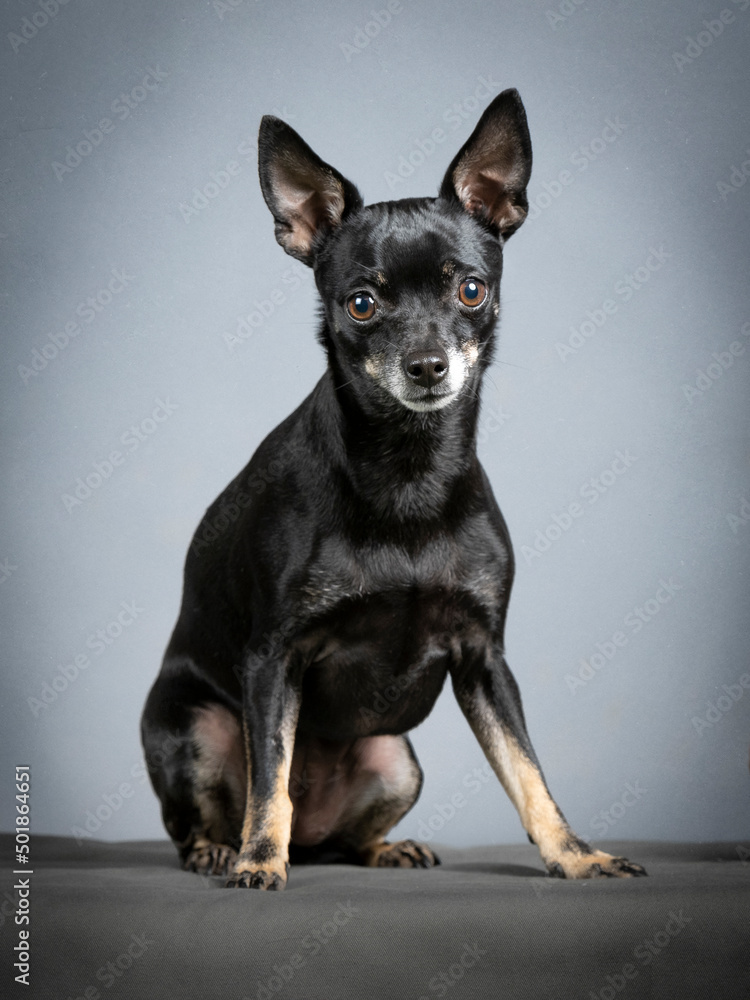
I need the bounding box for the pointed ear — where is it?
[439,89,532,239]
[257,117,363,265]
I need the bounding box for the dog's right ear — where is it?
[258,118,363,266]
[439,89,532,239]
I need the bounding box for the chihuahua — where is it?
[141,90,646,888]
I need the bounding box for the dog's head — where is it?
[258,91,531,416]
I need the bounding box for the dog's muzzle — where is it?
[366,341,478,412]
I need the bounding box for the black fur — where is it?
[141,90,647,888]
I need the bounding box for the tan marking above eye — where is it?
[458,279,487,307]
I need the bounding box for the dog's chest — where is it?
[291,530,506,739]
[297,528,502,620]
[296,583,460,739]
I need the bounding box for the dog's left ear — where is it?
[439,89,532,239]
[258,117,363,265]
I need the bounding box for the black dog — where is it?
[141,90,646,889]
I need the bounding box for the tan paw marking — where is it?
[364,839,440,869]
[226,854,290,890]
[182,842,237,877]
[225,867,288,890]
[546,850,647,879]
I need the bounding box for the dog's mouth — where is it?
[398,387,461,412]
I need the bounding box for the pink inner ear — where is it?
[272,166,345,257]
[455,169,521,232]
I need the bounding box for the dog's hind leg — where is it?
[329,735,440,868]
[141,670,245,876]
[451,650,647,879]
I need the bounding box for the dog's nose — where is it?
[403,350,449,388]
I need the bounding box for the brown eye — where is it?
[458,279,486,308]
[347,293,376,321]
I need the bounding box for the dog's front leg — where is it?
[451,649,646,878]
[226,652,301,890]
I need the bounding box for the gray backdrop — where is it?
[2,0,749,851]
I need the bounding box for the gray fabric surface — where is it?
[1,836,747,999]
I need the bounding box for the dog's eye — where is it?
[347,293,376,322]
[458,279,486,308]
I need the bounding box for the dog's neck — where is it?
[313,364,484,527]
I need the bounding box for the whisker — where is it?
[349,260,380,276]
[494,357,530,370]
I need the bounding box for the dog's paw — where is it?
[364,839,441,869]
[225,861,290,890]
[225,870,286,890]
[546,850,647,879]
[182,841,237,877]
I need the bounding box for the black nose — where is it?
[403,350,449,388]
